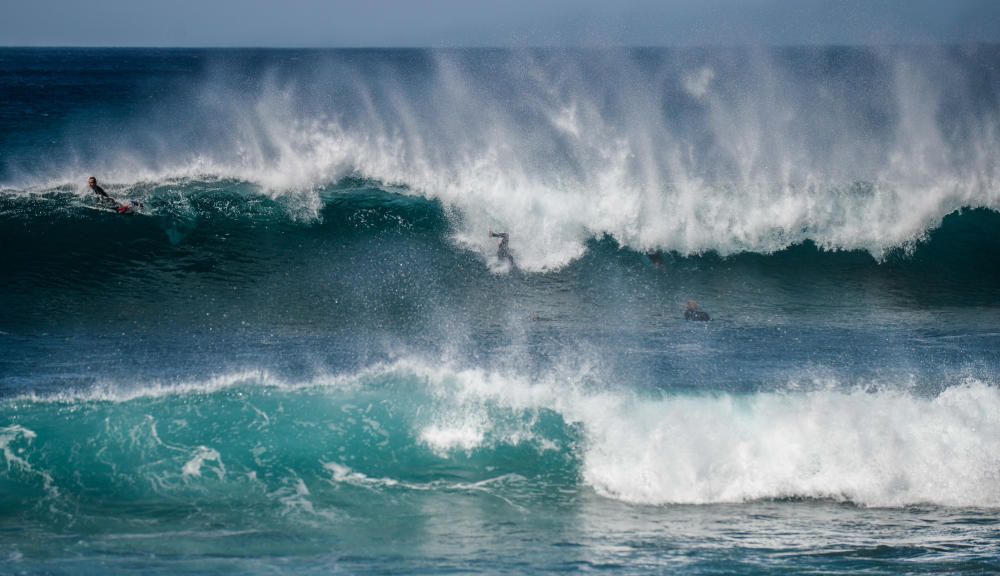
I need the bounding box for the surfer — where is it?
[684,300,710,322]
[648,251,666,270]
[88,176,118,208]
[489,228,514,266]
[88,176,141,214]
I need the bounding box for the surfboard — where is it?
[116,202,141,214]
[84,201,144,215]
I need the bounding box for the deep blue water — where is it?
[1,48,999,574]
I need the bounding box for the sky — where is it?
[1,0,999,47]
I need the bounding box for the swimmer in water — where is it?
[684,300,710,321]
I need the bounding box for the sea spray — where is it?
[3,47,1000,574]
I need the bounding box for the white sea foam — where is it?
[182,446,225,480]
[181,446,226,480]
[419,421,487,455]
[4,365,383,404]
[0,425,38,471]
[397,361,1000,508]
[578,381,1000,507]
[0,425,61,499]
[323,462,401,489]
[6,49,998,270]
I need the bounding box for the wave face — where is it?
[2,183,999,340]
[3,47,1000,269]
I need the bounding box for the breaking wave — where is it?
[2,359,998,510]
[3,47,999,270]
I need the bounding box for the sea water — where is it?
[1,47,999,574]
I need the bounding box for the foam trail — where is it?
[182,446,225,480]
[0,425,37,471]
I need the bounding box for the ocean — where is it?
[1,47,999,574]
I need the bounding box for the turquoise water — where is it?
[1,48,999,573]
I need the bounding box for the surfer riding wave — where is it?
[88,176,141,214]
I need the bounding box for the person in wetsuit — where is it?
[489,228,514,266]
[88,176,142,213]
[684,300,710,321]
[88,176,119,208]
